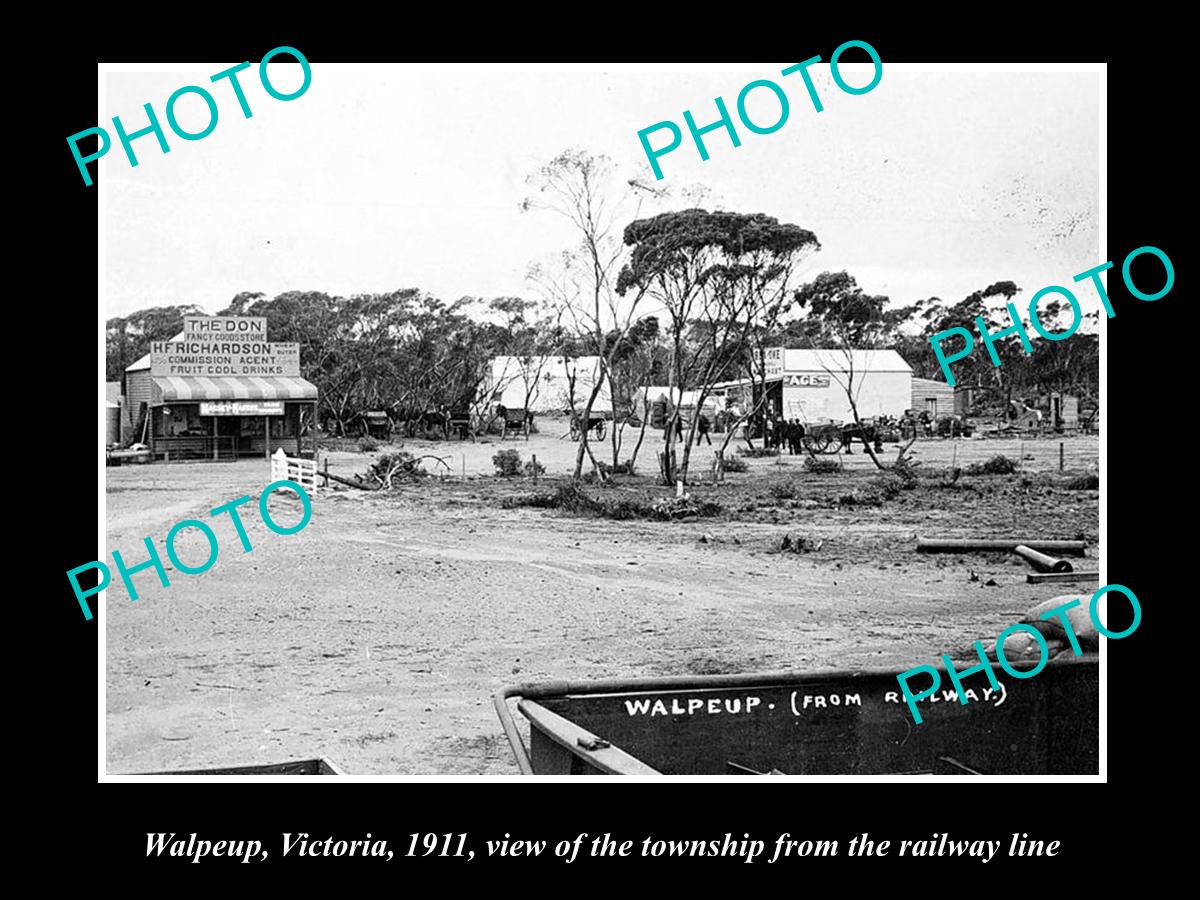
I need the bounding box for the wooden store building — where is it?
[123,316,318,461]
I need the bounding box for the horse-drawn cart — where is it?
[569,411,607,441]
[495,405,534,440]
[801,423,844,455]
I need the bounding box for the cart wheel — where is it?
[595,421,607,440]
[824,435,843,454]
[811,434,830,453]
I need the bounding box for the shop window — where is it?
[161,405,207,437]
[240,416,264,438]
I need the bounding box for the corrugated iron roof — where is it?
[780,348,911,373]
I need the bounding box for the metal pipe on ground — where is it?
[916,538,1086,555]
[1014,544,1074,573]
[1027,570,1100,584]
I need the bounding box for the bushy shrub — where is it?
[358,436,379,452]
[523,457,546,477]
[721,455,749,473]
[769,481,798,501]
[803,456,843,474]
[1067,473,1099,490]
[737,445,779,458]
[492,449,523,477]
[966,454,1018,475]
[778,533,820,553]
[891,457,919,488]
[868,473,905,500]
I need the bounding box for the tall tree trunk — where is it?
[572,376,606,481]
[845,393,886,470]
[627,397,651,472]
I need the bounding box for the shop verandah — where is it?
[143,376,319,462]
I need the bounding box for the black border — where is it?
[39,15,1182,878]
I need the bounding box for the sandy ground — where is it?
[104,432,1100,774]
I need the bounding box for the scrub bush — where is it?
[803,456,843,474]
[492,449,523,477]
[966,454,1018,475]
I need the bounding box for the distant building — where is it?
[633,386,720,428]
[123,316,318,460]
[488,356,612,414]
[1048,392,1080,431]
[106,382,123,445]
[911,377,956,419]
[761,348,912,422]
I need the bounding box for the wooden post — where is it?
[1059,441,1065,472]
[531,454,538,485]
[323,456,330,488]
[264,415,270,460]
[212,416,219,460]
[462,455,466,483]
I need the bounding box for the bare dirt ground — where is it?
[105,430,1099,774]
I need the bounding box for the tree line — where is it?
[106,149,1098,481]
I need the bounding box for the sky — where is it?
[102,63,1101,323]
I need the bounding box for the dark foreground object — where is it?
[495,659,1098,775]
[917,538,1087,555]
[1014,544,1074,573]
[1027,570,1102,584]
[137,757,345,776]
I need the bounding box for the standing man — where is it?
[696,411,712,446]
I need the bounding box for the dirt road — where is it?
[104,434,1099,774]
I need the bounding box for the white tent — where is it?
[489,356,612,414]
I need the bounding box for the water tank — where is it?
[105,402,121,445]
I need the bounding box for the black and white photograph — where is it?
[95,59,1105,778]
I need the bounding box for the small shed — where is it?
[911,377,956,418]
[1049,393,1080,430]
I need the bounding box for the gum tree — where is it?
[523,149,665,480]
[789,271,916,470]
[617,209,820,486]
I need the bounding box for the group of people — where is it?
[663,412,713,445]
[763,415,807,455]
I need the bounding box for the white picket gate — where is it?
[271,448,318,495]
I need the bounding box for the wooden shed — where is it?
[911,377,956,418]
